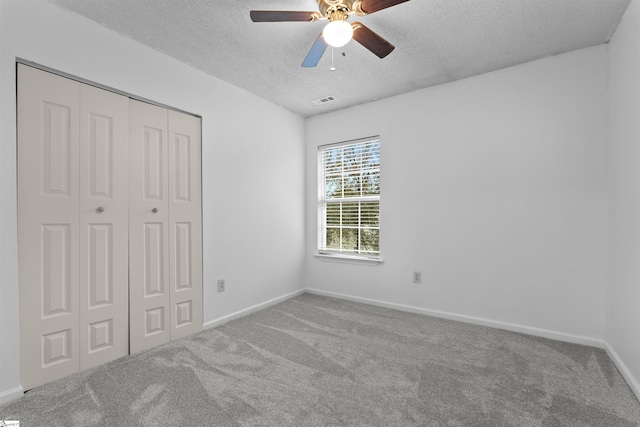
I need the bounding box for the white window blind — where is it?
[318,137,380,257]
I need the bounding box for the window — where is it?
[318,137,380,259]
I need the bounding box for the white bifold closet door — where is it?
[18,65,203,390]
[129,99,203,354]
[18,64,129,390]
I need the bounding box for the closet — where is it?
[17,64,202,390]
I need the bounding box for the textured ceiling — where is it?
[48,0,630,118]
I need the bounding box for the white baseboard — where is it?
[604,342,640,402]
[203,289,305,329]
[0,386,23,406]
[304,288,605,348]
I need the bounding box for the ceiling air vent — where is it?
[312,96,337,106]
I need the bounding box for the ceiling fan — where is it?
[250,0,410,67]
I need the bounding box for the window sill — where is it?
[314,252,383,265]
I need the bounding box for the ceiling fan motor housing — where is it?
[319,0,367,20]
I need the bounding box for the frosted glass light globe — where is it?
[323,20,353,48]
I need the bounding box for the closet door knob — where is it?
[152,208,158,213]
[96,206,105,213]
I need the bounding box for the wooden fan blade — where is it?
[302,33,328,67]
[358,0,410,15]
[352,23,395,58]
[250,10,320,22]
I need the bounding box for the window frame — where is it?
[316,136,382,264]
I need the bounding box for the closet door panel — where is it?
[18,64,81,390]
[168,111,203,340]
[79,84,130,369]
[130,100,171,354]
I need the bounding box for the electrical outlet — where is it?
[217,279,225,292]
[413,272,422,284]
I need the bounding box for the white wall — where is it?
[607,0,640,398]
[305,46,609,343]
[0,0,305,403]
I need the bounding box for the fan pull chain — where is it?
[330,47,336,71]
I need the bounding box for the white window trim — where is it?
[314,252,384,265]
[316,136,382,263]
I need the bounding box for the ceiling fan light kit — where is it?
[323,20,354,48]
[250,0,410,67]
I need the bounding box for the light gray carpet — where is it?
[1,293,639,426]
